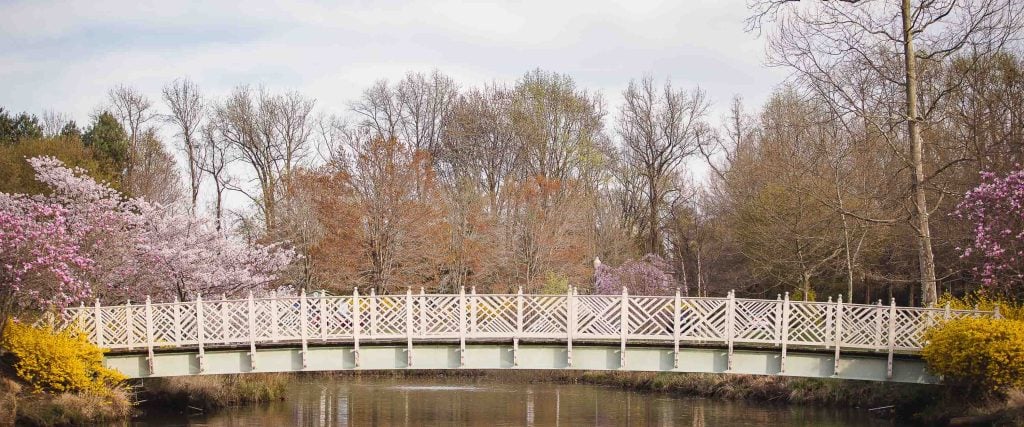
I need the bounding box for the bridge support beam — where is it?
[104,343,937,384]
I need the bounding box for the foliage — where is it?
[595,254,675,295]
[82,111,129,173]
[0,136,122,195]
[540,271,570,294]
[0,156,294,325]
[922,317,1024,394]
[938,292,1024,321]
[955,169,1024,290]
[0,108,43,146]
[1,321,125,394]
[0,190,101,314]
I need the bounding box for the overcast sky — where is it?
[1,0,790,214]
[1,0,788,122]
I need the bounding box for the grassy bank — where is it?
[0,373,133,426]
[139,373,287,413]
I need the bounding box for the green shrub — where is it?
[922,317,1024,394]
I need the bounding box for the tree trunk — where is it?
[802,272,811,302]
[902,0,938,306]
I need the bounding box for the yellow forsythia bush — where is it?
[938,292,1024,320]
[2,321,125,394]
[922,317,1024,393]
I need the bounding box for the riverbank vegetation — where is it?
[140,374,287,413]
[0,322,131,425]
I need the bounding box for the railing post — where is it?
[774,294,782,347]
[320,292,328,341]
[994,304,1002,319]
[874,300,883,351]
[370,288,378,338]
[515,286,523,367]
[887,298,896,379]
[196,294,205,373]
[944,302,951,320]
[405,288,413,367]
[825,296,833,350]
[94,299,104,349]
[247,291,257,371]
[299,289,309,369]
[145,296,154,375]
[353,287,361,368]
[566,286,574,368]
[470,286,478,336]
[833,294,843,377]
[173,297,181,347]
[126,299,134,350]
[221,294,229,345]
[419,287,427,338]
[780,292,790,374]
[726,290,735,372]
[619,286,628,369]
[459,286,467,367]
[673,288,681,369]
[270,290,279,343]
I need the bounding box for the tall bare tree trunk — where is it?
[902,0,938,306]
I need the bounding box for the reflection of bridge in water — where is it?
[56,288,996,382]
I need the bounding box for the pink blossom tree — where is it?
[955,169,1024,291]
[595,254,676,295]
[1,157,295,334]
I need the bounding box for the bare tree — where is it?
[274,91,315,192]
[162,78,206,213]
[197,123,233,231]
[107,84,155,183]
[130,127,184,206]
[207,86,315,233]
[40,110,72,138]
[749,0,1024,305]
[617,76,711,255]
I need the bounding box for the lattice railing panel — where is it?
[576,296,620,337]
[733,299,778,343]
[679,298,727,341]
[522,296,566,336]
[627,297,674,337]
[420,295,460,336]
[373,295,408,337]
[473,295,516,335]
[787,302,830,346]
[840,304,886,350]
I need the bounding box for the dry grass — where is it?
[0,377,21,425]
[142,373,287,412]
[15,388,132,426]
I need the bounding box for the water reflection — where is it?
[129,376,890,426]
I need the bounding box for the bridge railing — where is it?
[57,288,994,355]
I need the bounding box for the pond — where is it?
[129,375,890,426]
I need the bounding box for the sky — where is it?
[0,0,790,212]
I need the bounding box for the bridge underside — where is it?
[105,343,935,384]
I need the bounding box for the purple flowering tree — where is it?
[0,157,295,337]
[955,169,1024,290]
[595,254,676,295]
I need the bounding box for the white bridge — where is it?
[57,288,995,383]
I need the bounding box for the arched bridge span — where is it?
[55,289,995,383]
